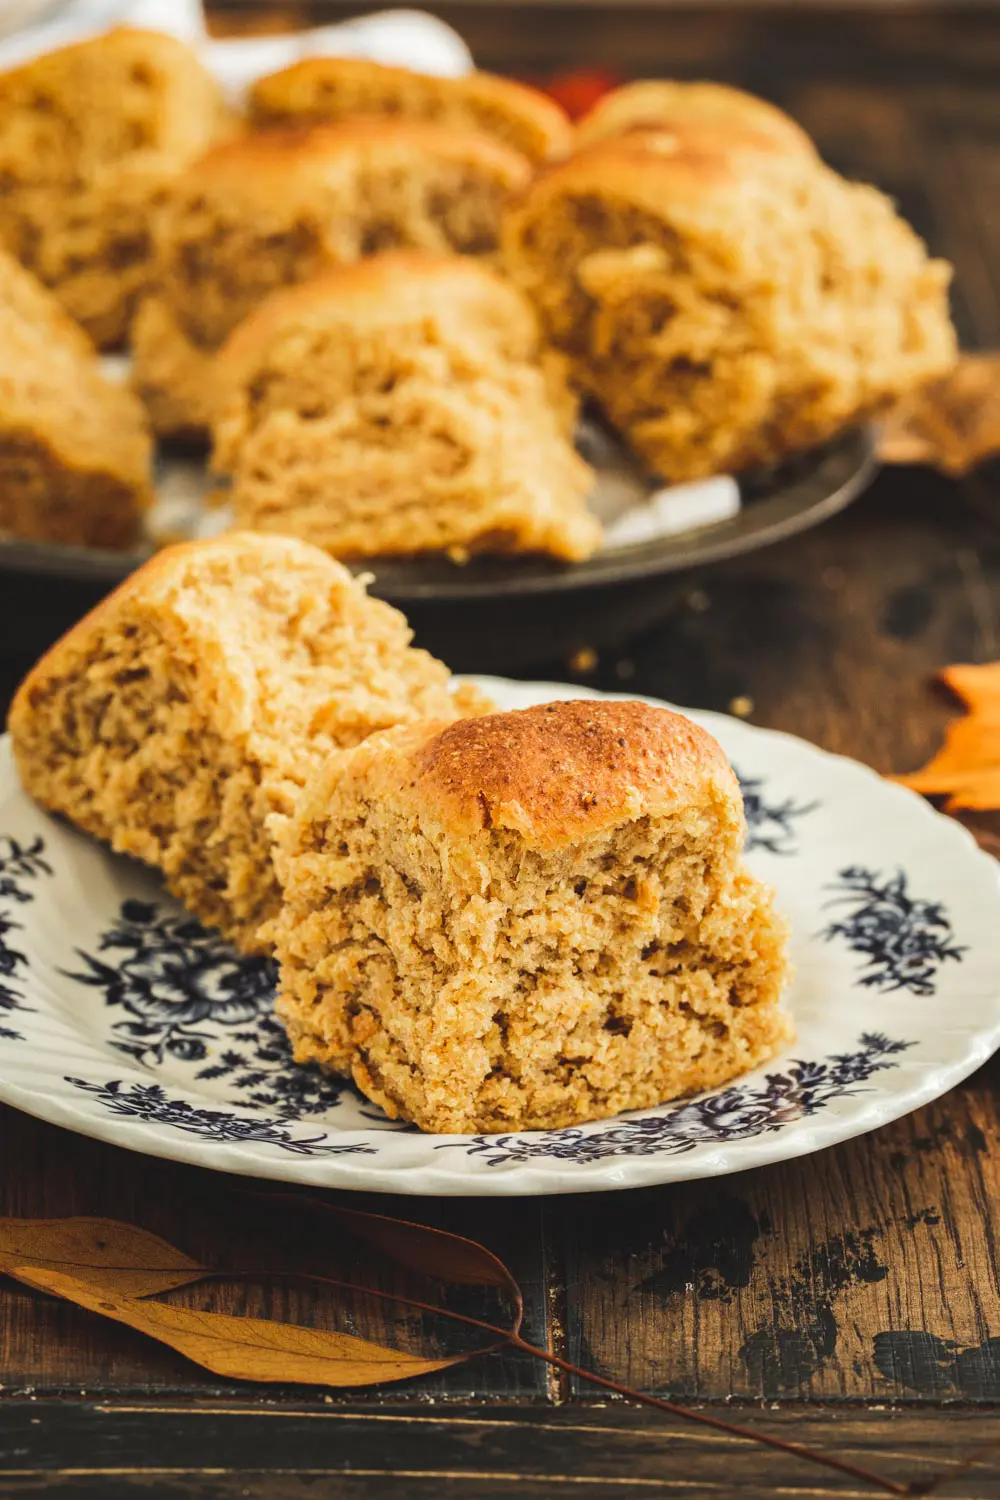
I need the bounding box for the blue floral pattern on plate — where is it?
[65,1077,373,1157]
[735,770,818,855]
[0,834,51,1041]
[1,843,958,1161]
[446,1033,913,1165]
[64,899,347,1118]
[66,1031,913,1161]
[822,867,966,995]
[1,668,996,1194]
[0,831,960,1165]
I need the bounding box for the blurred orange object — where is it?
[896,663,1000,811]
[879,353,1000,475]
[524,68,622,120]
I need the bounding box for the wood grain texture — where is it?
[2,1402,1000,1497]
[0,1108,551,1400]
[558,1059,1000,1403]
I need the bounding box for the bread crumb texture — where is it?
[249,56,572,165]
[132,120,532,437]
[211,253,600,562]
[503,119,957,480]
[271,699,791,1133]
[0,246,152,547]
[8,532,481,953]
[0,28,229,346]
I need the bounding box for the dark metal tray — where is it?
[0,427,876,605]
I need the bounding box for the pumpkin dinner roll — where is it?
[0,242,95,357]
[131,120,533,439]
[9,532,484,954]
[0,27,230,346]
[248,55,572,165]
[0,248,152,548]
[270,699,791,1134]
[574,79,816,157]
[211,254,599,562]
[503,121,957,481]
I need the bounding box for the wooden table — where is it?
[2,6,1000,1496]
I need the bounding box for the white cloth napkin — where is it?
[0,0,473,92]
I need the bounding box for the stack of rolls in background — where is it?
[0,31,957,559]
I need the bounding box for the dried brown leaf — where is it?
[248,1194,521,1303]
[16,1267,464,1386]
[880,353,1000,475]
[0,1213,921,1493]
[0,1216,206,1297]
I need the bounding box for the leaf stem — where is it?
[210,1270,911,1496]
[508,1335,912,1497]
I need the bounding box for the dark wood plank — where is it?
[2,1401,1000,1497]
[558,1056,1000,1403]
[206,3,1000,85]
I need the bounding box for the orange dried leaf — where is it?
[880,353,1000,475]
[0,1211,518,1388]
[941,662,1000,715]
[895,661,1000,811]
[0,1216,206,1298]
[17,1268,464,1386]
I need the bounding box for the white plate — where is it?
[1,677,997,1197]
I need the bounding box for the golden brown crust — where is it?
[208,250,596,565]
[9,533,298,731]
[0,27,230,170]
[575,80,816,157]
[215,250,540,377]
[248,56,571,164]
[451,70,573,159]
[327,699,740,851]
[411,700,737,846]
[272,694,785,1133]
[520,119,808,224]
[1,27,210,79]
[139,114,534,382]
[186,118,532,195]
[0,246,152,546]
[0,27,231,345]
[502,120,956,480]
